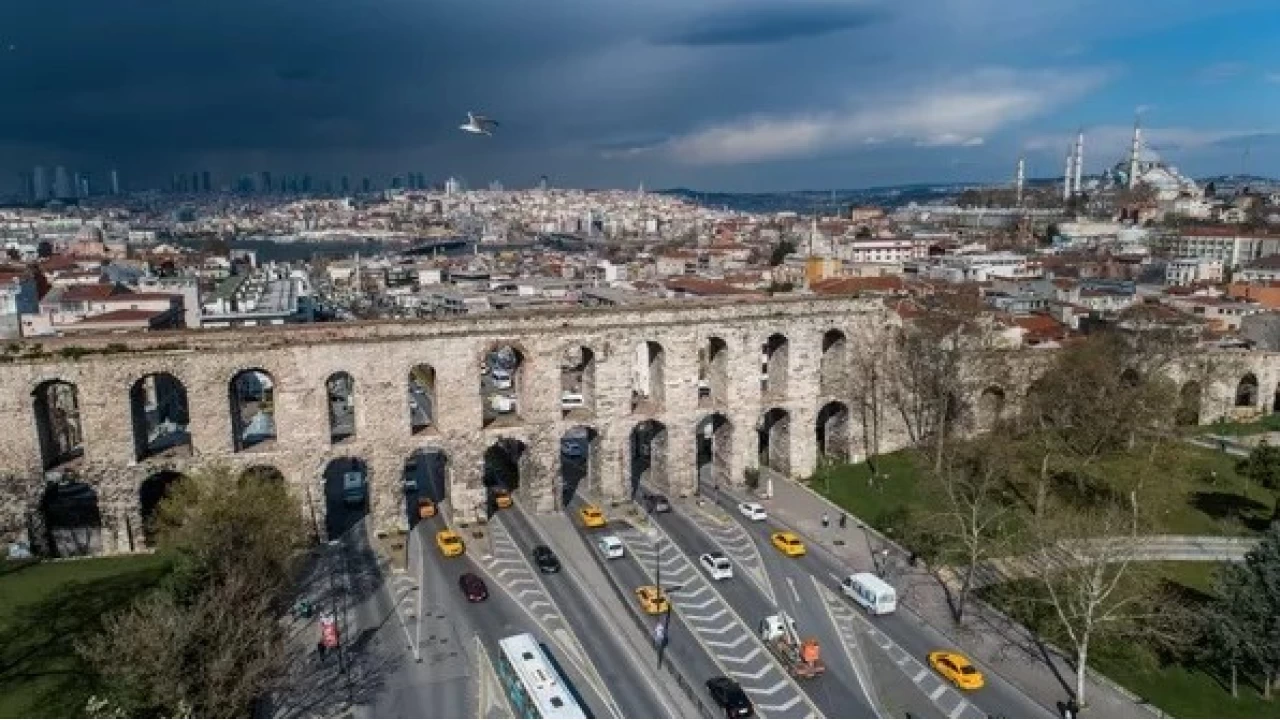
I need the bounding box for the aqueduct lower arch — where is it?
[0,296,1255,556]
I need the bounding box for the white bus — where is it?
[496,633,586,719]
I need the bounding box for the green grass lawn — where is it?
[982,563,1279,718]
[0,554,171,718]
[1196,414,1280,437]
[811,445,1279,539]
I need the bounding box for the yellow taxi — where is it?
[928,651,985,690]
[436,529,465,557]
[417,498,437,519]
[494,490,513,509]
[770,531,806,557]
[634,585,670,614]
[579,504,607,529]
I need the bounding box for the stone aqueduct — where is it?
[3,295,1279,556]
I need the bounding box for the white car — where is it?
[738,502,768,521]
[699,552,734,581]
[598,535,624,559]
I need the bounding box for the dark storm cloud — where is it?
[654,2,888,47]
[0,0,620,158]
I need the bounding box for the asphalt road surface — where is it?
[498,506,675,718]
[708,488,1051,720]
[654,498,879,718]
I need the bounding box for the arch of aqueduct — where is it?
[2,295,1276,555]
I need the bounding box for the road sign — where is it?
[321,613,340,649]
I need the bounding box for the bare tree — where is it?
[884,296,1008,472]
[1016,489,1176,707]
[848,338,890,474]
[920,437,1019,623]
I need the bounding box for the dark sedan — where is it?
[707,676,753,718]
[643,492,671,513]
[532,545,561,573]
[459,572,488,602]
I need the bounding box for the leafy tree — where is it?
[768,240,796,266]
[5,247,19,261]
[79,464,307,717]
[36,240,52,258]
[1208,522,1280,699]
[1235,441,1280,509]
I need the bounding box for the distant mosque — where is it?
[1059,117,1201,204]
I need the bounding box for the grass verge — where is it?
[0,554,171,718]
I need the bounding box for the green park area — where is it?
[811,444,1280,542]
[0,555,172,718]
[811,444,1280,718]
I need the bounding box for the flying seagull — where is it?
[460,111,498,136]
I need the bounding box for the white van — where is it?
[561,391,585,410]
[840,572,897,615]
[490,368,513,389]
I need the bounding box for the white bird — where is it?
[460,111,498,136]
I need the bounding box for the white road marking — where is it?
[949,699,969,718]
[787,576,801,603]
[929,684,947,700]
[705,634,752,650]
[730,665,775,682]
[913,668,929,683]
[685,607,729,623]
[758,695,804,712]
[719,647,764,664]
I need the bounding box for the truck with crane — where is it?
[759,611,825,679]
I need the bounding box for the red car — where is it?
[459,572,488,602]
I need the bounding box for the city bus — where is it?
[495,633,586,719]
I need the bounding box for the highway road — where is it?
[408,515,615,718]
[706,487,1051,720]
[571,496,821,719]
[653,497,879,718]
[498,505,675,718]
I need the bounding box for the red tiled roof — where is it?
[663,277,755,296]
[59,283,129,302]
[74,308,168,324]
[810,276,906,296]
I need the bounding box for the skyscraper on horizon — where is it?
[341,176,350,194]
[202,170,212,193]
[110,169,121,195]
[18,171,34,202]
[361,177,371,193]
[32,166,48,201]
[53,166,72,199]
[260,171,272,193]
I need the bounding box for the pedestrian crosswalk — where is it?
[616,524,818,719]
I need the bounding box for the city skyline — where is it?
[2,0,1280,193]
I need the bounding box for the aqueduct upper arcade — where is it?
[0,296,917,553]
[4,295,1272,556]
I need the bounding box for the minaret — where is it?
[1063,145,1074,202]
[1072,129,1084,196]
[1015,155,1025,206]
[1127,117,1142,189]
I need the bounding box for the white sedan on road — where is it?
[699,552,734,581]
[738,501,768,521]
[598,535,625,559]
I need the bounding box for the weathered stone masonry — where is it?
[0,296,903,553]
[8,294,1275,557]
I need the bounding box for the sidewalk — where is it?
[761,478,1166,719]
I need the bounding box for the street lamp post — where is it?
[325,540,356,708]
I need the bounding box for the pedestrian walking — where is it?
[316,641,327,659]
[821,513,830,528]
[839,513,847,530]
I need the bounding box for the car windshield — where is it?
[959,664,977,674]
